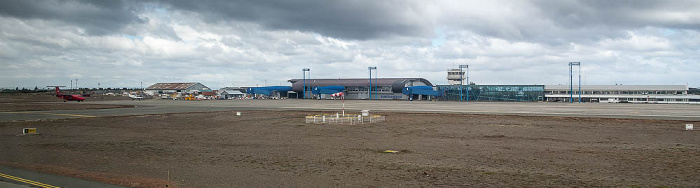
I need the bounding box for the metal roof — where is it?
[545,85,688,91]
[146,83,200,90]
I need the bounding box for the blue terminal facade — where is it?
[246,86,292,97]
[312,85,345,95]
[437,85,545,101]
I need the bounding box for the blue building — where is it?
[288,78,433,100]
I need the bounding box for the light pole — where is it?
[569,62,581,103]
[303,68,310,99]
[368,66,377,100]
[459,65,468,101]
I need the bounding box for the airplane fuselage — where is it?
[57,94,85,102]
[48,86,85,102]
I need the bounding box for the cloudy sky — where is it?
[1,0,699,89]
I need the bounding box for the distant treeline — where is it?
[1,87,144,93]
[0,86,46,93]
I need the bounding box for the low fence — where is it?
[305,114,385,124]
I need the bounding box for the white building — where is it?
[218,87,245,99]
[545,85,700,104]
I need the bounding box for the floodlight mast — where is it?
[459,64,468,101]
[303,68,310,99]
[368,67,377,100]
[569,62,581,103]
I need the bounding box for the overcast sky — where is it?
[1,0,699,89]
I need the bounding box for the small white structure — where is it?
[361,110,370,117]
[687,124,694,130]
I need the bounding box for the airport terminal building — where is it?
[283,78,699,103]
[428,84,700,103]
[437,68,698,103]
[288,78,433,100]
[438,85,545,101]
[544,85,700,103]
[236,66,700,103]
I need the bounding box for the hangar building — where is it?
[144,82,210,96]
[288,78,433,100]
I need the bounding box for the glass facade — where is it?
[437,85,545,101]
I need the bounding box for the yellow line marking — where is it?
[0,172,60,188]
[41,113,97,118]
[0,111,96,118]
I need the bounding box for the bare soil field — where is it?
[0,93,132,112]
[1,110,698,187]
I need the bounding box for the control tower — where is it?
[447,68,465,85]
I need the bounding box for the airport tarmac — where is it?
[2,99,699,187]
[0,166,125,188]
[2,99,700,121]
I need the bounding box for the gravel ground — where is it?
[1,110,698,187]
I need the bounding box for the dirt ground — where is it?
[0,93,132,112]
[1,109,698,187]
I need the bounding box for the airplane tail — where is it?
[46,86,65,95]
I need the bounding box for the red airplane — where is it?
[47,86,85,102]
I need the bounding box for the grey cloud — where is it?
[437,0,700,45]
[534,0,700,30]
[0,0,145,35]
[157,0,434,40]
[2,0,700,88]
[2,0,699,43]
